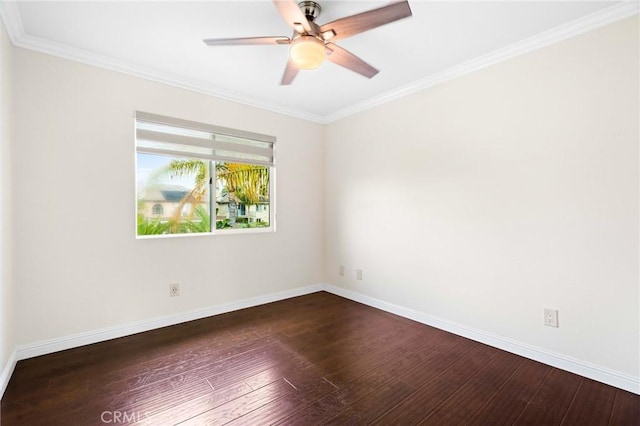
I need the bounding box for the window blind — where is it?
[135,112,276,166]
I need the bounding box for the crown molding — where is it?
[0,1,325,123]
[0,0,24,45]
[18,35,326,124]
[324,1,640,122]
[1,1,638,124]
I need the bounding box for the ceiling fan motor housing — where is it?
[298,1,321,22]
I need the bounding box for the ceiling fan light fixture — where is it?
[290,36,326,70]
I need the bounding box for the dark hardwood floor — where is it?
[1,292,638,425]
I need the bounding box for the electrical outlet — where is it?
[170,283,180,297]
[544,308,558,327]
[339,265,345,276]
[356,269,363,280]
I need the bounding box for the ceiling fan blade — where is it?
[281,59,299,85]
[272,0,312,33]
[320,1,412,42]
[325,43,379,79]
[203,36,290,46]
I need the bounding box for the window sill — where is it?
[136,226,275,240]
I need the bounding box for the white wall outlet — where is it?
[170,283,180,297]
[356,269,363,280]
[544,308,558,327]
[339,265,345,276]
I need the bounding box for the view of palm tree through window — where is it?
[136,153,270,236]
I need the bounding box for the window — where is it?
[135,112,275,237]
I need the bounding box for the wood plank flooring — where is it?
[1,292,638,425]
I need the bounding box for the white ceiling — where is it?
[2,1,636,122]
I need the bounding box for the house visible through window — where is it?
[135,112,275,237]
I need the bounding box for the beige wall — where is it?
[325,17,639,377]
[1,20,14,373]
[11,46,325,344]
[1,11,638,392]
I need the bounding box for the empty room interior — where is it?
[0,0,639,424]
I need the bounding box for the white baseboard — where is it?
[322,284,639,395]
[0,283,320,399]
[2,282,637,399]
[0,348,17,399]
[14,284,323,362]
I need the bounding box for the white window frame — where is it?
[135,112,276,239]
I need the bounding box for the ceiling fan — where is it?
[203,0,413,85]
